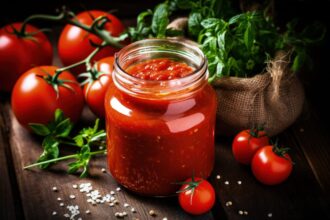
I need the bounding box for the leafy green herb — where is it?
[25,109,106,177]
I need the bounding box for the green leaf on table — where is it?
[54,118,73,138]
[29,124,51,136]
[37,136,60,169]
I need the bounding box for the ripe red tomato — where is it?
[178,177,215,215]
[11,66,84,129]
[232,129,269,165]
[83,56,114,118]
[58,10,124,74]
[252,145,293,185]
[0,23,52,92]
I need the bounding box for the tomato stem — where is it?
[23,149,106,169]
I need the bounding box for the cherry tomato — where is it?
[178,177,215,215]
[58,10,124,74]
[0,23,52,92]
[232,129,269,165]
[83,57,114,118]
[252,145,293,185]
[11,66,84,129]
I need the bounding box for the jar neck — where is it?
[112,39,208,100]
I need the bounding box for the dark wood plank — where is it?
[0,100,23,220]
[210,129,329,220]
[291,110,330,201]
[5,103,214,220]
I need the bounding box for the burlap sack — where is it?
[168,18,304,136]
[213,52,304,136]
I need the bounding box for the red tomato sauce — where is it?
[106,58,216,196]
[125,58,194,80]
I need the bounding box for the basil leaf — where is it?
[152,3,169,38]
[188,12,202,37]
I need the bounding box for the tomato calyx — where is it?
[176,175,202,205]
[249,124,266,138]
[271,139,294,164]
[36,68,77,98]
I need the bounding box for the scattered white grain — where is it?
[57,197,62,201]
[101,168,106,173]
[238,210,244,215]
[237,181,242,185]
[70,194,76,199]
[268,213,273,218]
[224,181,229,185]
[110,191,115,195]
[116,187,121,192]
[60,203,65,207]
[109,203,114,207]
[72,184,78,189]
[149,210,156,216]
[64,213,70,218]
[52,187,58,192]
[124,203,130,207]
[216,175,221,180]
[52,211,57,216]
[225,201,232,206]
[66,205,80,220]
[79,183,92,193]
[122,211,127,216]
[244,211,248,215]
[85,210,91,214]
[131,208,136,213]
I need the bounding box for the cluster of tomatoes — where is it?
[0,10,124,128]
[232,128,293,185]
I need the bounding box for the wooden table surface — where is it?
[1,94,330,220]
[1,5,330,219]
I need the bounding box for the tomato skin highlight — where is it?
[251,146,293,185]
[0,23,52,92]
[232,130,269,165]
[58,10,125,75]
[178,178,215,215]
[83,57,114,118]
[11,66,84,129]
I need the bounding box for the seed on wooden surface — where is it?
[110,191,115,195]
[244,211,248,215]
[72,184,78,189]
[101,168,107,173]
[162,218,168,220]
[238,210,244,215]
[225,201,232,206]
[109,203,114,207]
[60,203,65,207]
[149,210,156,216]
[124,203,130,207]
[52,211,57,216]
[86,210,91,214]
[224,181,229,185]
[131,208,136,213]
[57,197,62,201]
[268,213,273,218]
[122,211,128,216]
[237,181,242,185]
[216,175,221,179]
[52,187,58,192]
[69,194,76,199]
[116,187,121,192]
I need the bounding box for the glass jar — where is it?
[105,39,217,196]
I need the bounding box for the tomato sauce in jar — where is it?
[105,39,217,196]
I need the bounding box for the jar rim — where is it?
[113,38,208,100]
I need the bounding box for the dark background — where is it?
[0,0,329,124]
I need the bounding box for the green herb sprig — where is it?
[24,109,107,178]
